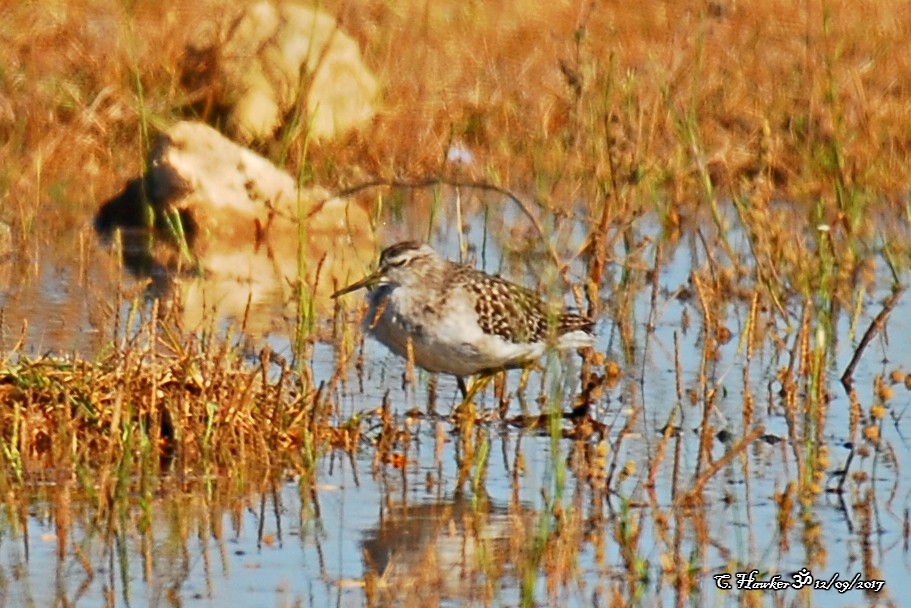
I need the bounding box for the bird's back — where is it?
[448,264,593,347]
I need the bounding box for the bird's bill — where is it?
[331,271,381,298]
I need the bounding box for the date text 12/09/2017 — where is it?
[714,569,885,593]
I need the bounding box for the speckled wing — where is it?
[455,269,559,344]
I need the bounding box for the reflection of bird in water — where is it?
[332,241,594,397]
[361,498,516,602]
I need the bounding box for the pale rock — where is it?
[184,1,378,143]
[96,120,375,332]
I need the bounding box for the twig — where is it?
[841,286,905,390]
[334,177,561,267]
[679,425,765,505]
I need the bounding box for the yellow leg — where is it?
[463,373,493,402]
[453,373,494,424]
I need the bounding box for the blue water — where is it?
[0,192,908,607]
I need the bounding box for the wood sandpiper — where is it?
[331,241,595,398]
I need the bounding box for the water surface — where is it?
[0,189,907,607]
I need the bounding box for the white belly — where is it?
[365,289,547,376]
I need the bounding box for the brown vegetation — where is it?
[3,1,911,226]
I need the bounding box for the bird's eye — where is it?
[387,257,408,268]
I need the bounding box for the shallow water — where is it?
[0,189,908,606]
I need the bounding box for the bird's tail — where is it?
[556,313,595,348]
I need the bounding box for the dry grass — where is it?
[3,1,911,220]
[2,0,908,308]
